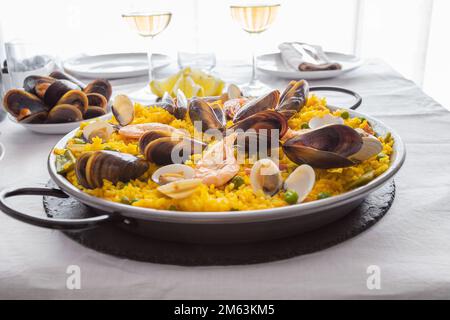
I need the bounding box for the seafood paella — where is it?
[52,80,394,212]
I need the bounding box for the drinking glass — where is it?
[177,52,216,72]
[122,11,172,101]
[230,3,280,96]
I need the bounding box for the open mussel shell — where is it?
[19,111,48,124]
[3,89,49,121]
[188,97,225,133]
[112,94,134,126]
[140,130,206,166]
[282,124,363,169]
[75,150,149,189]
[84,107,106,119]
[87,93,108,111]
[231,110,288,139]
[233,90,280,122]
[151,164,195,185]
[23,75,55,95]
[55,90,89,114]
[250,159,282,196]
[47,104,83,123]
[49,71,86,89]
[84,79,112,101]
[276,80,309,119]
[42,80,81,107]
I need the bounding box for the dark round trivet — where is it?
[43,180,395,266]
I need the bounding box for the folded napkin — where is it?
[278,42,342,72]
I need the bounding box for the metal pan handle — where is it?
[0,187,113,230]
[310,86,362,110]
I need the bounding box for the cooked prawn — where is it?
[118,123,188,140]
[195,133,239,187]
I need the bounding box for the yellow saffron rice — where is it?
[59,95,394,212]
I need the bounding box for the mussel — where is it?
[282,124,363,169]
[84,106,106,119]
[156,90,188,120]
[55,90,89,114]
[75,150,149,189]
[139,130,206,166]
[276,80,309,119]
[188,97,225,133]
[3,89,49,122]
[23,75,55,95]
[231,110,288,138]
[47,104,83,123]
[84,79,112,101]
[233,90,280,122]
[41,80,82,107]
[49,71,86,89]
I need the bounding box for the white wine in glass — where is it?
[230,4,280,95]
[122,12,172,100]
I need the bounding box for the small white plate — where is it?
[63,53,171,79]
[8,113,112,135]
[257,52,362,80]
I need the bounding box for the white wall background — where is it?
[1,0,448,109]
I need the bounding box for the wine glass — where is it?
[122,11,172,102]
[230,3,280,96]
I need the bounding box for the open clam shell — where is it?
[284,164,315,203]
[157,178,202,199]
[151,164,195,185]
[250,159,282,196]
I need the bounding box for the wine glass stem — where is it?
[250,33,257,85]
[146,36,154,84]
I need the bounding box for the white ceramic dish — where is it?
[8,113,112,135]
[257,52,362,80]
[63,53,171,79]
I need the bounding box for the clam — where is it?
[174,89,188,120]
[42,80,81,107]
[47,104,83,123]
[87,93,108,111]
[157,178,202,199]
[284,165,315,203]
[233,90,280,122]
[227,84,243,100]
[75,150,149,189]
[276,80,309,119]
[231,110,288,138]
[282,124,363,169]
[112,94,134,126]
[49,71,86,89]
[82,120,114,142]
[55,90,89,114]
[139,130,206,166]
[309,113,344,129]
[250,159,282,196]
[84,79,112,101]
[3,89,49,122]
[151,164,195,185]
[349,129,383,162]
[188,97,225,132]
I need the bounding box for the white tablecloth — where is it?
[1,60,450,299]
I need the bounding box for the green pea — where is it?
[301,123,310,129]
[317,192,332,200]
[72,138,86,144]
[130,199,139,205]
[360,117,366,123]
[341,111,349,120]
[231,176,245,189]
[384,132,392,142]
[168,205,178,211]
[377,153,387,160]
[284,190,299,205]
[120,196,130,204]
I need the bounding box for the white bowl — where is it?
[8,112,112,135]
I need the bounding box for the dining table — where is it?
[1,58,449,300]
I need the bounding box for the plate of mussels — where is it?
[3,71,113,134]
